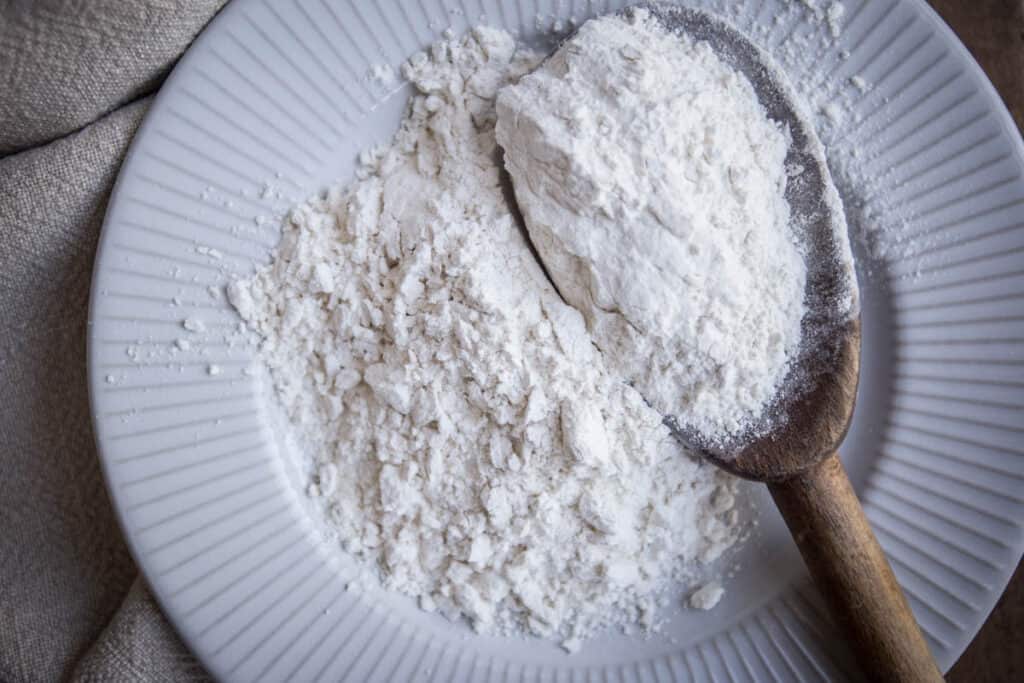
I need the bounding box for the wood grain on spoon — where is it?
[770,454,943,683]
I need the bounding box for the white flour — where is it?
[230,27,742,650]
[496,10,807,441]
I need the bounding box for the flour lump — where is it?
[229,26,742,650]
[497,10,808,441]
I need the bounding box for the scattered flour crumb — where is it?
[196,245,223,259]
[825,2,845,37]
[182,317,205,333]
[688,582,725,610]
[821,100,846,125]
[368,62,397,87]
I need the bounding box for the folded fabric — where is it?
[0,2,224,681]
[72,579,210,682]
[0,0,225,156]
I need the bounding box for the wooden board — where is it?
[928,2,1024,681]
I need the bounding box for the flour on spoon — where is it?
[497,9,808,442]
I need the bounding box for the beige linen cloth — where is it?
[1,2,228,680]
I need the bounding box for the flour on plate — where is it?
[229,26,742,651]
[497,10,807,441]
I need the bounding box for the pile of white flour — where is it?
[497,10,807,441]
[229,27,741,650]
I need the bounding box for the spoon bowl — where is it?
[634,3,861,480]
[696,317,860,481]
[628,5,941,681]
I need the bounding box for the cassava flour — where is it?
[496,9,808,440]
[229,27,742,650]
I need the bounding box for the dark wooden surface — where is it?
[926,2,1024,681]
[929,0,1024,132]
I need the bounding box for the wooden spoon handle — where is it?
[767,454,943,683]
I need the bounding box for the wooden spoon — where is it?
[638,5,945,681]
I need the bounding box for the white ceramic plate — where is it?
[88,0,1024,680]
